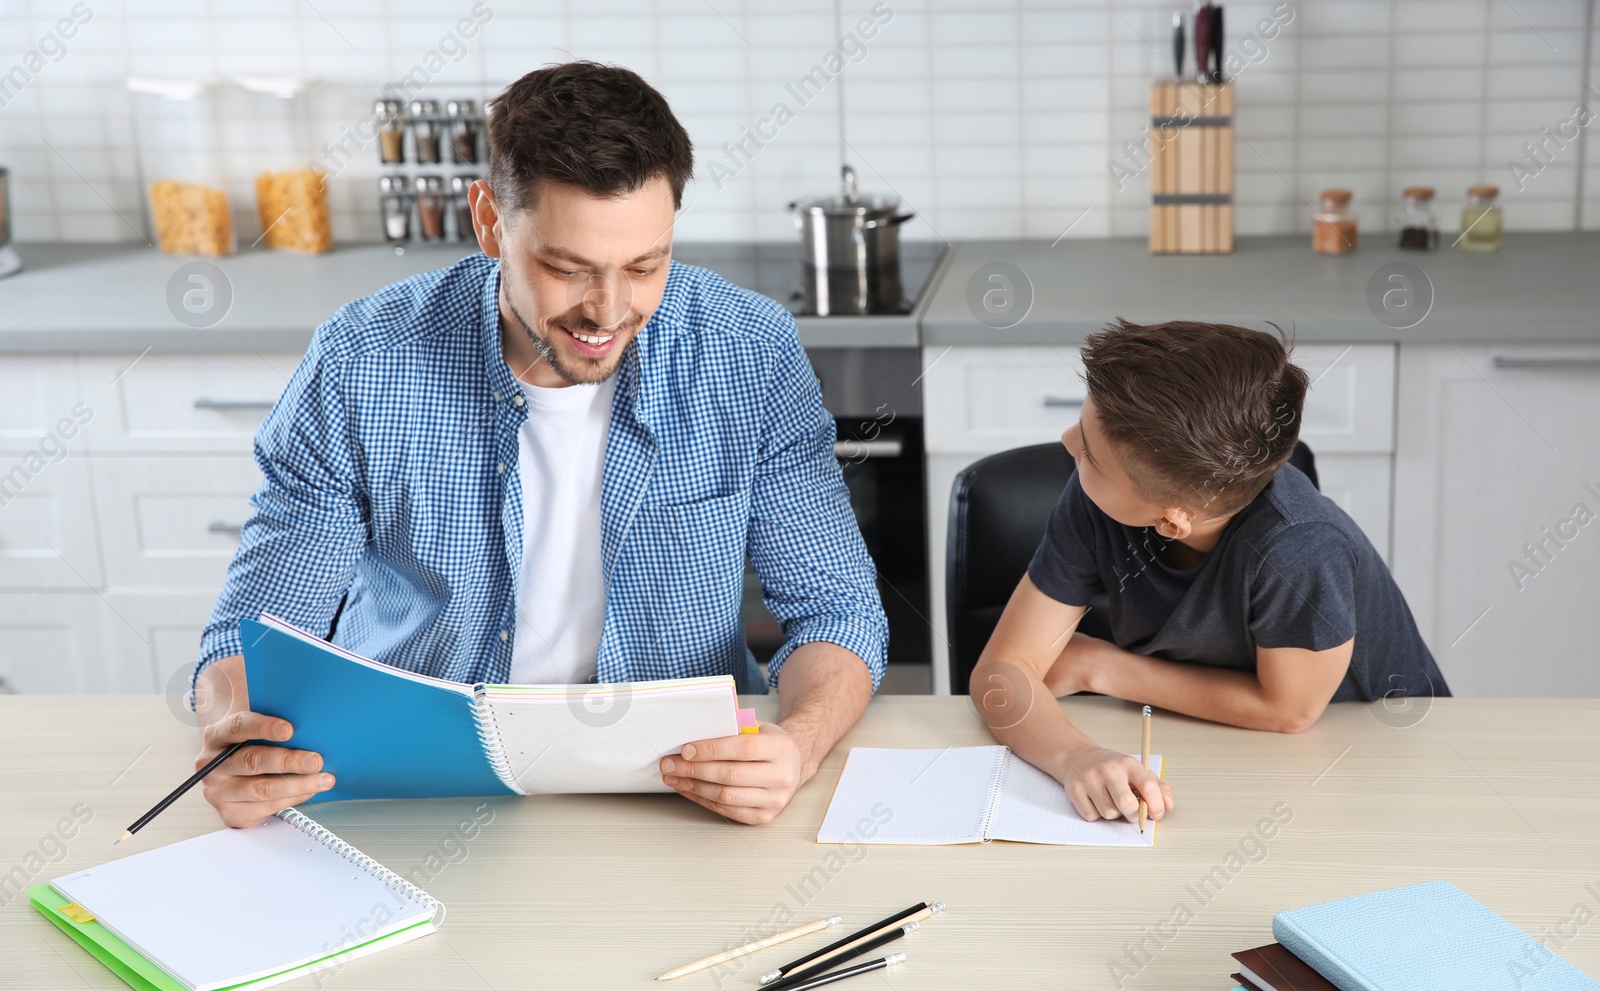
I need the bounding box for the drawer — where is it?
[92,456,262,590]
[0,593,112,693]
[102,592,222,697]
[1293,344,1396,454]
[0,355,90,453]
[77,351,305,453]
[0,455,103,590]
[923,346,1087,454]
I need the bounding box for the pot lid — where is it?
[790,164,900,217]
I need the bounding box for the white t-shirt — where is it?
[508,375,616,684]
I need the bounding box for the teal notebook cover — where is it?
[241,617,513,802]
[1274,881,1600,991]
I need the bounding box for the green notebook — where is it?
[29,810,442,991]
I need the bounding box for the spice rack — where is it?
[374,95,486,247]
[1147,81,1233,254]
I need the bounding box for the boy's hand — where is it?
[1059,745,1173,824]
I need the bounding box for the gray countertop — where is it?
[920,233,1600,345]
[0,242,929,352]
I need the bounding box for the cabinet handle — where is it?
[207,521,243,535]
[834,438,904,460]
[193,398,275,411]
[1042,396,1084,408]
[1491,355,1600,370]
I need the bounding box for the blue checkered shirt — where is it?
[195,254,888,693]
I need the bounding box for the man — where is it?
[970,319,1446,826]
[192,61,888,828]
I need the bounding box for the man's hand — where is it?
[194,655,335,828]
[1060,745,1174,825]
[659,722,804,826]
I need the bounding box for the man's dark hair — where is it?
[487,60,694,214]
[1081,318,1310,519]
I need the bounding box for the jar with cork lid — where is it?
[1459,185,1503,252]
[1395,187,1438,251]
[1312,190,1357,254]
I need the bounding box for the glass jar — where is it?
[375,99,406,165]
[1459,185,1503,252]
[416,174,447,242]
[1395,186,1438,251]
[129,79,235,256]
[1312,189,1357,254]
[410,99,442,165]
[446,100,481,165]
[378,175,412,242]
[450,173,479,246]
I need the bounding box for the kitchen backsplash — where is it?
[0,0,1596,246]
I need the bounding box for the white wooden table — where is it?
[3,694,1597,989]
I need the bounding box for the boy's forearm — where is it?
[971,659,1102,786]
[1085,642,1304,732]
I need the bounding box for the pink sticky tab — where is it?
[737,708,759,734]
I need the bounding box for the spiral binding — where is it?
[470,684,528,796]
[275,808,446,925]
[975,746,1012,844]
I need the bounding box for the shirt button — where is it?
[500,630,509,642]
[512,394,525,407]
[497,462,506,474]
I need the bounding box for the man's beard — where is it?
[501,256,641,385]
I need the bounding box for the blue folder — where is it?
[1274,881,1599,991]
[241,617,513,801]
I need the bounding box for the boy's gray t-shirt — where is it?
[1027,464,1448,703]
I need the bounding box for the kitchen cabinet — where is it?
[0,593,117,693]
[922,343,1396,694]
[1393,344,1600,697]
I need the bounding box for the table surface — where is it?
[3,694,1597,989]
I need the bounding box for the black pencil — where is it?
[766,922,917,991]
[758,902,926,985]
[116,740,247,844]
[783,953,905,991]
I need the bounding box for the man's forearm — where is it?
[774,641,874,782]
[1087,642,1299,732]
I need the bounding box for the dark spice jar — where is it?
[1396,186,1439,251]
[447,100,481,165]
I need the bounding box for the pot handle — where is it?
[857,212,916,231]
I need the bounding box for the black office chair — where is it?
[945,440,1318,696]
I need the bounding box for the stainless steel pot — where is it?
[789,165,914,315]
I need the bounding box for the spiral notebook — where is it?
[816,746,1164,846]
[28,810,442,991]
[242,614,742,801]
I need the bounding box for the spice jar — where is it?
[450,174,479,247]
[447,100,481,165]
[1395,186,1438,251]
[1312,189,1357,254]
[379,175,412,242]
[410,99,442,165]
[416,174,447,242]
[375,99,406,165]
[1459,185,1503,253]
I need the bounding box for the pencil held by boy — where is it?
[970,318,1448,826]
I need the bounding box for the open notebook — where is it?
[28,811,441,991]
[817,746,1165,846]
[242,614,742,800]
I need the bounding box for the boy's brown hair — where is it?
[488,60,695,213]
[1081,318,1310,519]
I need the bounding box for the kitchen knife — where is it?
[1172,11,1185,81]
[1194,2,1211,85]
[1210,4,1225,82]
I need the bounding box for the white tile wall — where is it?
[0,0,1595,245]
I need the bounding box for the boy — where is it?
[970,319,1448,827]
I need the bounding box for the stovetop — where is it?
[670,241,948,317]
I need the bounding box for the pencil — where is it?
[759,901,926,984]
[116,740,247,844]
[765,922,918,991]
[760,902,943,986]
[655,914,843,981]
[1138,704,1152,833]
[782,953,906,991]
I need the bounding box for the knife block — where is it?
[1148,82,1234,254]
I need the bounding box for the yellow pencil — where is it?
[1138,704,1152,833]
[657,914,842,981]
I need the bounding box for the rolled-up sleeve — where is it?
[192,329,369,693]
[746,326,890,692]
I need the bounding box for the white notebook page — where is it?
[816,746,1007,844]
[988,753,1163,846]
[50,816,437,991]
[485,678,740,793]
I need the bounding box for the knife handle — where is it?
[1210,5,1225,82]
